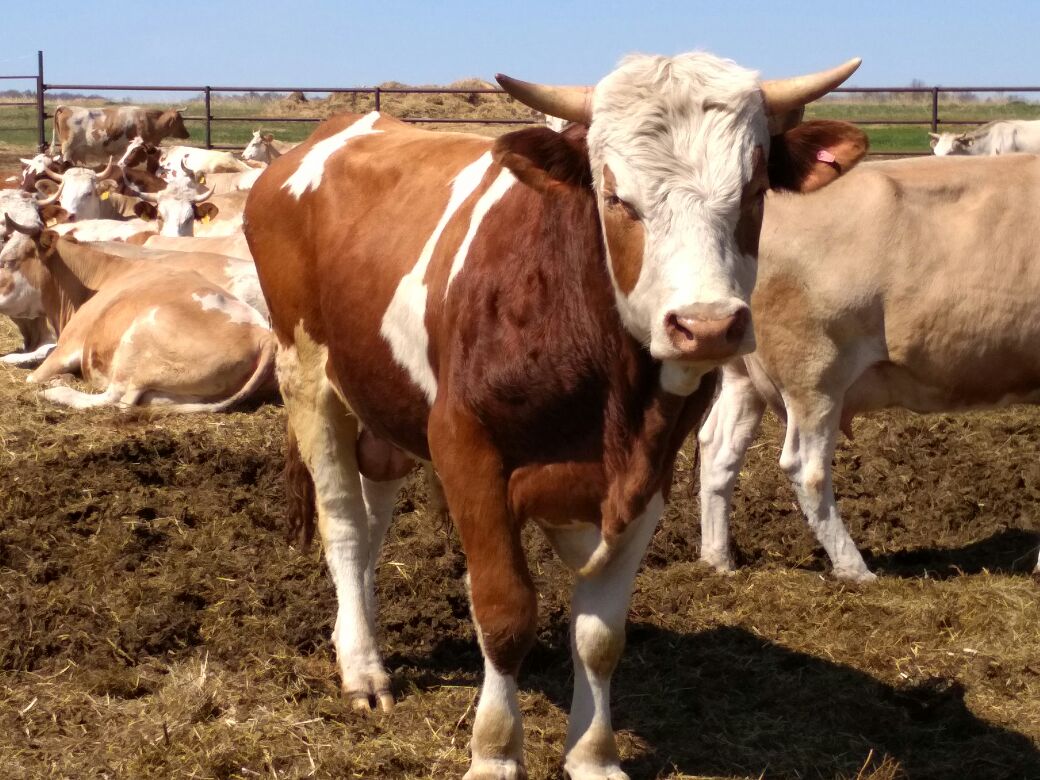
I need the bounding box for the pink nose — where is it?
[665,305,749,361]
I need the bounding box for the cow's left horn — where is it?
[495,74,592,125]
[122,173,158,203]
[5,213,42,238]
[35,181,62,206]
[96,156,117,182]
[761,58,862,116]
[190,186,214,204]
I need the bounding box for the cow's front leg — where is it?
[544,493,664,780]
[430,405,536,780]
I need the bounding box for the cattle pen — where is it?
[2,51,1040,780]
[7,51,1040,156]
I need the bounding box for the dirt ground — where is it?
[1,310,1038,780]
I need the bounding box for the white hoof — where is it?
[564,761,629,780]
[463,758,527,780]
[834,566,878,584]
[699,549,736,574]
[336,642,394,712]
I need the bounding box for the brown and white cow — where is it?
[698,154,1040,583]
[1,221,275,411]
[245,53,867,779]
[53,105,190,165]
[242,130,298,164]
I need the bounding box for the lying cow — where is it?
[159,146,256,176]
[0,191,66,364]
[34,158,126,221]
[53,105,190,165]
[1,221,274,411]
[698,154,1040,583]
[929,119,1040,156]
[245,52,866,778]
[241,130,298,164]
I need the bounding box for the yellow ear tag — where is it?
[100,191,110,200]
[199,175,206,184]
[202,215,211,224]
[46,218,57,227]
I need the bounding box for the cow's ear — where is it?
[261,133,274,143]
[768,119,869,193]
[193,202,220,222]
[492,124,591,192]
[928,132,941,147]
[97,178,119,195]
[39,230,60,252]
[134,201,158,221]
[35,179,58,197]
[39,205,69,226]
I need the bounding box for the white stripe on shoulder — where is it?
[281,111,382,199]
[380,152,494,404]
[446,167,515,291]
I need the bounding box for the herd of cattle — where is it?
[3,54,1040,779]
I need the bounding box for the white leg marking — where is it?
[278,337,393,711]
[0,342,56,368]
[778,400,876,583]
[380,152,494,403]
[359,476,404,622]
[465,656,526,780]
[40,383,124,409]
[697,363,765,572]
[544,494,664,780]
[1034,547,1039,574]
[445,167,516,289]
[281,111,382,199]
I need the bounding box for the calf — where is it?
[698,155,1040,582]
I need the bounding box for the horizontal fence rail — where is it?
[6,53,1040,156]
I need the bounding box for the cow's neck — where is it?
[41,241,135,332]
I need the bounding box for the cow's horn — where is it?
[495,74,593,125]
[41,165,64,182]
[190,186,214,204]
[180,157,197,179]
[5,213,42,238]
[96,156,117,181]
[761,58,862,116]
[35,181,62,206]
[123,173,158,203]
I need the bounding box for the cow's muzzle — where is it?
[664,303,750,362]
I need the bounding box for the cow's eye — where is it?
[605,193,640,220]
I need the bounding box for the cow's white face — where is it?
[929,132,971,156]
[0,204,45,318]
[57,168,116,221]
[587,53,765,380]
[243,131,274,163]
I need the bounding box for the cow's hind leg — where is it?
[697,362,765,572]
[429,405,536,780]
[278,336,394,711]
[543,494,664,780]
[780,397,875,582]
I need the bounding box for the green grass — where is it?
[5,96,1040,157]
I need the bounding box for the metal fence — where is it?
[9,51,1040,155]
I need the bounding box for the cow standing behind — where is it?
[698,155,1040,583]
[245,52,867,779]
[53,105,190,165]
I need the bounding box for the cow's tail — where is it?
[284,420,317,549]
[50,106,66,156]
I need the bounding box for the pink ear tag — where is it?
[816,149,837,164]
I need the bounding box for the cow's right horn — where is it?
[761,58,862,116]
[5,213,43,238]
[495,74,593,125]
[35,181,62,206]
[41,165,64,183]
[123,174,158,203]
[96,156,117,182]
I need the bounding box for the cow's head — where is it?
[929,131,972,156]
[160,109,191,140]
[497,53,868,392]
[0,198,67,318]
[118,137,163,173]
[35,159,120,221]
[127,176,218,237]
[243,130,278,163]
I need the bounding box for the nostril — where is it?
[726,308,750,343]
[666,312,693,340]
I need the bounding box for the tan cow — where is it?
[698,155,1040,583]
[246,52,866,779]
[1,221,275,411]
[242,130,299,163]
[53,105,190,165]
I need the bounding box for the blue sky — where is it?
[3,1,1037,93]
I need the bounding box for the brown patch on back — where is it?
[601,164,645,295]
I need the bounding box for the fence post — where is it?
[931,86,939,132]
[204,86,212,149]
[374,87,381,112]
[36,50,46,152]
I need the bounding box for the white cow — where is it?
[698,155,1040,582]
[930,119,1040,156]
[159,146,255,175]
[241,130,298,164]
